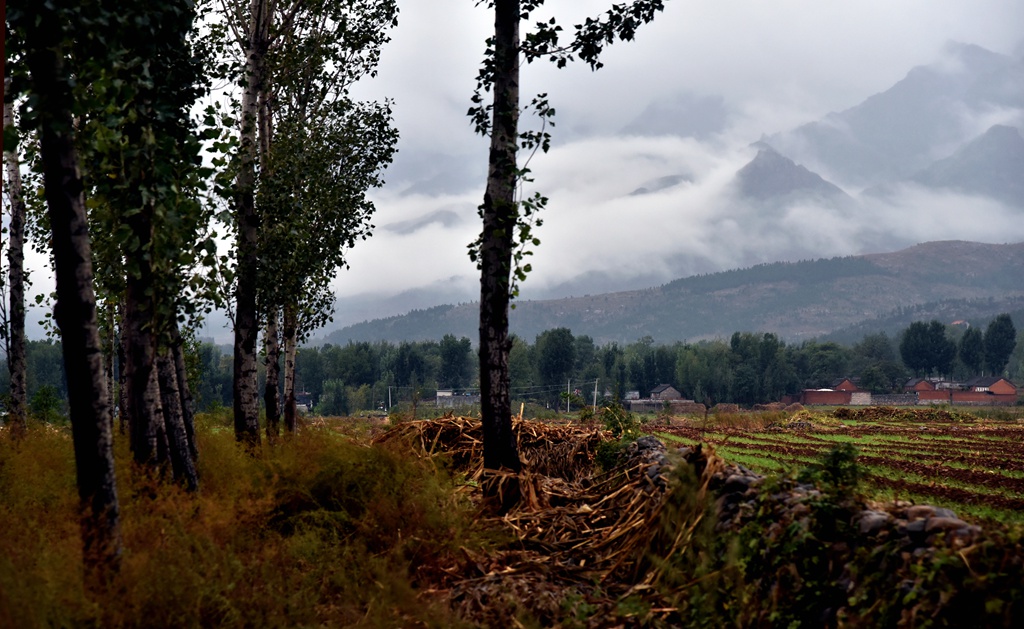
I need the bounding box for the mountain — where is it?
[318,241,1024,346]
[620,92,731,140]
[765,42,1024,187]
[909,124,1024,206]
[734,147,848,201]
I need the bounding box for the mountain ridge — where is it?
[319,240,1024,346]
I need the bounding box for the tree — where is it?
[212,0,397,438]
[3,78,28,436]
[469,0,667,473]
[439,334,473,388]
[900,322,932,376]
[983,314,1017,376]
[537,327,576,387]
[9,0,123,581]
[958,326,984,376]
[930,320,957,377]
[899,320,955,377]
[70,0,207,489]
[221,0,271,448]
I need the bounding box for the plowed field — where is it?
[656,415,1024,525]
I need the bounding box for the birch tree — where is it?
[3,80,28,437]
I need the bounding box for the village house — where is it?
[650,384,683,400]
[795,376,1021,406]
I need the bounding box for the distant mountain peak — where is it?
[910,124,1024,206]
[735,148,847,200]
[763,43,1024,187]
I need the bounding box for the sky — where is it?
[10,0,1024,341]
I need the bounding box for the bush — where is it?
[798,443,864,499]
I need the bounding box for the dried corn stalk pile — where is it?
[376,416,725,625]
[374,414,605,482]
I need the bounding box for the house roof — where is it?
[904,377,929,387]
[650,384,676,394]
[964,376,1015,388]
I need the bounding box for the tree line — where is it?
[8,314,1018,421]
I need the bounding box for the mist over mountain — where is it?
[908,124,1024,206]
[734,146,849,201]
[318,241,1024,347]
[315,40,1024,340]
[620,91,732,140]
[764,42,1024,188]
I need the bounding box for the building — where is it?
[964,376,1017,396]
[650,384,683,400]
[830,378,860,392]
[903,378,935,392]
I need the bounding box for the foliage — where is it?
[797,443,864,500]
[958,326,985,375]
[594,401,643,469]
[900,320,956,377]
[29,385,66,424]
[984,313,1017,376]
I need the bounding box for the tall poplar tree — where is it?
[8,0,123,581]
[214,0,397,437]
[470,0,667,471]
[983,314,1017,376]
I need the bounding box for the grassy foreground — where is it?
[0,415,483,628]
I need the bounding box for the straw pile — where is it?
[375,415,727,625]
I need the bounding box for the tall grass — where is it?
[0,416,483,628]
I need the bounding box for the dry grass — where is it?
[0,417,479,628]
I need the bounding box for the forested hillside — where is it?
[322,241,1024,345]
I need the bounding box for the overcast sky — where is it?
[12,1,1024,340]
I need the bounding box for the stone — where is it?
[721,474,754,494]
[905,505,936,521]
[857,510,892,535]
[924,516,969,534]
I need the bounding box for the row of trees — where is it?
[4,0,398,582]
[8,314,1020,420]
[899,315,1017,378]
[147,314,1015,414]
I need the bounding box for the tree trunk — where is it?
[232,0,270,449]
[123,236,165,466]
[117,303,128,435]
[23,11,123,579]
[158,349,198,490]
[104,304,116,432]
[264,310,281,440]
[282,303,298,433]
[3,87,28,437]
[169,320,198,462]
[478,0,522,473]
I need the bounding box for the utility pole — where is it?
[566,379,571,414]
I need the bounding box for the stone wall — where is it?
[870,393,919,406]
